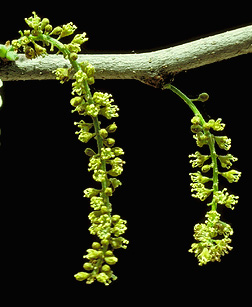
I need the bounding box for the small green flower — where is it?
[193,132,209,147]
[110,237,129,249]
[190,171,212,184]
[190,182,213,201]
[218,154,238,169]
[93,169,107,182]
[83,249,103,260]
[32,42,47,56]
[107,158,125,176]
[213,188,239,210]
[203,118,225,131]
[85,103,100,117]
[90,196,104,210]
[93,92,114,106]
[220,169,241,183]
[197,247,211,266]
[112,218,127,237]
[53,68,70,84]
[59,22,77,39]
[74,120,93,132]
[24,11,41,30]
[88,156,101,171]
[78,131,94,143]
[96,272,110,285]
[215,136,231,151]
[101,148,115,160]
[71,33,89,45]
[112,147,124,156]
[83,188,100,198]
[109,178,122,190]
[99,105,119,119]
[189,151,211,168]
[65,43,81,54]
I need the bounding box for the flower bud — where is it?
[44,24,52,33]
[191,124,202,133]
[104,187,113,196]
[40,18,50,30]
[106,122,117,133]
[24,46,35,59]
[99,128,108,138]
[92,242,101,250]
[103,138,115,147]
[191,116,201,125]
[112,215,120,223]
[33,42,47,56]
[101,265,111,272]
[70,96,83,107]
[105,256,118,265]
[74,272,89,281]
[101,239,109,246]
[201,164,213,173]
[84,148,96,157]
[50,26,62,36]
[83,262,93,271]
[84,249,103,260]
[198,93,209,102]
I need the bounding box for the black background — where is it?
[1,3,251,303]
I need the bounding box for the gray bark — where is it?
[0,25,252,87]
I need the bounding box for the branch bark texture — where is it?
[0,25,252,87]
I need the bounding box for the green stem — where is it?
[164,84,206,126]
[164,84,219,211]
[207,133,219,211]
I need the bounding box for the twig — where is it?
[0,25,252,87]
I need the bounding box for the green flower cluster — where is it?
[189,211,233,266]
[188,112,241,264]
[11,11,88,59]
[13,12,128,285]
[189,115,241,210]
[71,68,128,285]
[164,84,241,266]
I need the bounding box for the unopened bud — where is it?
[106,123,117,133]
[74,272,89,281]
[198,93,209,102]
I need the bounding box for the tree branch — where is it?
[1,25,251,87]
